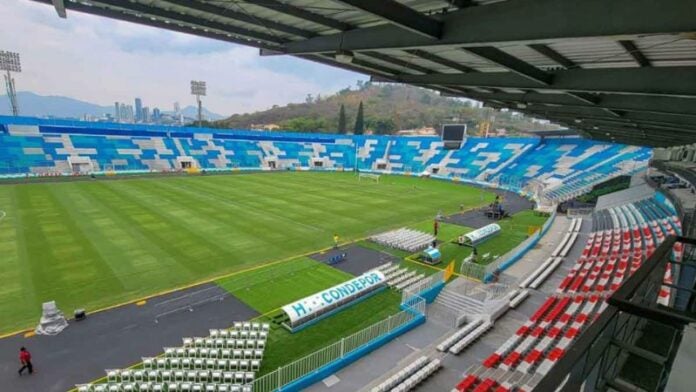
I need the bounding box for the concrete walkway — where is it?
[307,214,594,392]
[0,284,258,392]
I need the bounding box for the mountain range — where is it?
[0,91,224,120]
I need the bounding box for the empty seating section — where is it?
[0,122,353,174]
[445,138,540,180]
[375,263,429,293]
[439,318,494,355]
[0,118,650,205]
[518,218,581,291]
[453,198,679,391]
[370,228,435,253]
[77,323,269,392]
[371,356,442,392]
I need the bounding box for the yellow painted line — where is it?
[28,195,496,391]
[23,331,35,338]
[0,328,32,340]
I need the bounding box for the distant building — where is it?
[114,102,120,122]
[396,127,438,136]
[152,107,161,122]
[119,104,134,123]
[250,123,281,131]
[134,97,142,122]
[142,107,150,123]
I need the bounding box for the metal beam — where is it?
[334,0,442,39]
[441,90,696,118]
[524,108,696,132]
[301,54,397,78]
[85,0,287,44]
[404,49,475,73]
[464,46,553,84]
[536,114,696,138]
[277,0,696,55]
[162,0,315,38]
[51,0,66,18]
[619,40,651,67]
[32,0,282,51]
[571,123,688,144]
[373,66,696,98]
[242,0,353,31]
[528,44,576,68]
[363,52,434,74]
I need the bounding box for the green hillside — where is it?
[214,83,559,135]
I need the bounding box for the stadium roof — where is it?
[35,0,696,147]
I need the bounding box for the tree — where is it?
[354,101,364,135]
[338,104,347,134]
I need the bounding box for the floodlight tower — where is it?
[190,80,206,127]
[0,51,21,116]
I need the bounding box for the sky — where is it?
[0,0,367,116]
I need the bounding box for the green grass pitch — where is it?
[0,171,493,334]
[215,257,402,373]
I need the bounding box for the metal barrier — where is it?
[484,209,557,280]
[252,296,427,392]
[402,270,444,303]
[567,207,595,217]
[459,261,486,281]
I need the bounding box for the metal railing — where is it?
[252,296,426,392]
[459,209,556,282]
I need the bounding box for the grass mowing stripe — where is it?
[154,177,326,234]
[0,172,490,334]
[216,257,351,314]
[53,184,190,293]
[98,181,247,274]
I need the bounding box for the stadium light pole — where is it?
[190,80,206,127]
[0,51,21,116]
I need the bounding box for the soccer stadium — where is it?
[2,1,696,392]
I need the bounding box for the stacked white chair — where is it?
[79,323,269,391]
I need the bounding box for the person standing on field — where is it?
[333,233,339,249]
[434,220,439,236]
[18,347,33,375]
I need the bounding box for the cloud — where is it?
[0,0,366,116]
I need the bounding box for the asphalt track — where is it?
[442,188,534,228]
[310,245,400,276]
[0,283,258,392]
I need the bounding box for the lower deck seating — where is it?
[453,197,679,391]
[0,117,651,207]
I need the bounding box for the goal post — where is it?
[358,172,380,183]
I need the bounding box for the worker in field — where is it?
[18,347,33,375]
[333,233,339,249]
[433,220,439,236]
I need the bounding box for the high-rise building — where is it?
[134,98,142,122]
[142,107,150,123]
[152,107,161,122]
[119,104,135,123]
[114,102,120,122]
